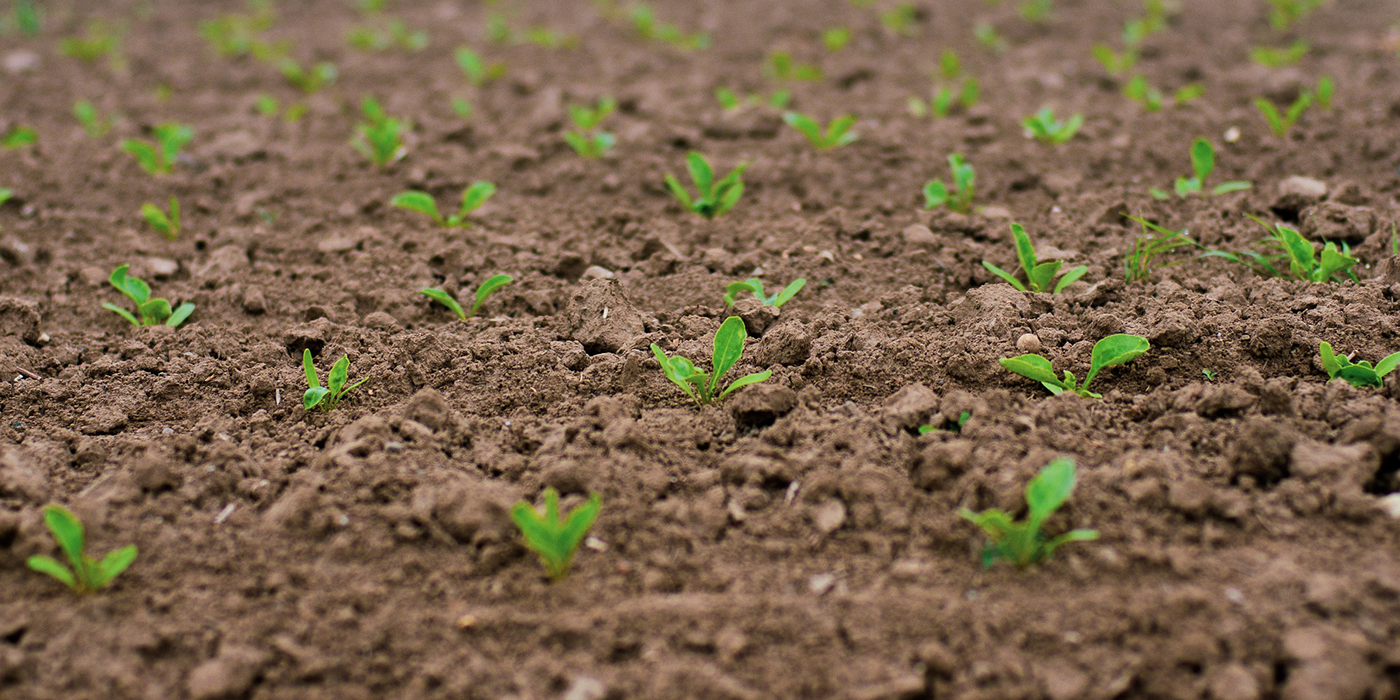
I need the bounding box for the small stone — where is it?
[808,573,836,595]
[1273,176,1328,217]
[562,676,607,700]
[2,50,40,73]
[1377,493,1400,519]
[901,224,938,247]
[142,257,180,278]
[811,499,846,534]
[0,236,34,266]
[1016,333,1042,353]
[1207,664,1261,700]
[580,265,614,280]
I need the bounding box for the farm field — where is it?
[3,0,1400,698]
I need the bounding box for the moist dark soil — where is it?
[4,0,1400,698]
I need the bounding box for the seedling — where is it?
[822,27,851,52]
[1122,216,1197,283]
[982,223,1088,294]
[0,189,11,207]
[2,0,42,36]
[1092,44,1137,75]
[664,152,747,219]
[783,112,858,149]
[420,274,513,320]
[1204,214,1357,283]
[919,410,970,435]
[1255,93,1312,137]
[1123,75,1202,112]
[73,100,117,138]
[347,19,428,51]
[973,22,1008,53]
[451,97,473,120]
[277,57,337,93]
[958,458,1098,569]
[1314,76,1334,110]
[1019,0,1054,22]
[199,6,274,57]
[715,87,790,111]
[629,4,709,49]
[302,349,369,411]
[1202,368,1218,382]
[563,97,617,158]
[923,154,975,213]
[909,55,979,118]
[141,198,180,240]
[1268,0,1323,30]
[103,265,195,327]
[1001,334,1150,398]
[454,47,506,85]
[766,50,823,82]
[510,488,602,582]
[353,97,408,167]
[121,123,193,175]
[391,182,495,228]
[1022,107,1083,145]
[650,316,772,406]
[1251,40,1308,68]
[26,505,137,594]
[1319,342,1400,389]
[723,278,806,307]
[1151,138,1250,199]
[880,3,918,35]
[254,95,305,121]
[59,21,121,64]
[0,126,37,149]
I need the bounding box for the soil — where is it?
[4,0,1400,698]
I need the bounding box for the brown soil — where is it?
[4,0,1400,698]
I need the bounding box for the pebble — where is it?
[1016,333,1042,353]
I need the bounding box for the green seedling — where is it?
[1251,39,1308,67]
[723,278,805,307]
[451,97,473,120]
[715,87,790,111]
[1123,75,1202,112]
[454,47,506,86]
[254,95,306,121]
[629,4,709,49]
[59,21,121,64]
[1019,0,1054,22]
[918,410,970,435]
[1204,214,1357,283]
[1202,368,1218,382]
[141,198,180,240]
[1255,92,1312,137]
[1122,216,1197,283]
[1151,138,1250,199]
[0,189,11,207]
[347,19,428,51]
[959,458,1098,569]
[301,348,369,411]
[1092,44,1137,75]
[1314,76,1334,110]
[924,154,975,213]
[909,57,979,119]
[664,152,747,219]
[1268,0,1323,30]
[277,57,337,93]
[973,22,1008,53]
[2,0,43,36]
[1001,334,1149,398]
[0,126,37,149]
[103,265,195,327]
[121,123,193,175]
[73,100,118,138]
[880,3,918,35]
[27,505,137,594]
[822,27,851,52]
[510,488,602,582]
[353,97,408,167]
[1022,107,1083,144]
[1319,342,1400,389]
[199,6,274,57]
[651,316,772,406]
[982,223,1088,294]
[564,97,617,158]
[420,274,513,320]
[783,112,858,149]
[766,50,823,82]
[485,12,511,43]
[391,182,495,228]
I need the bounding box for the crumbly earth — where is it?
[3,0,1400,698]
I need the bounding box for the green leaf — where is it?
[1189,137,1214,183]
[1000,354,1061,386]
[95,545,137,587]
[1053,266,1088,293]
[981,261,1026,291]
[1318,341,1342,377]
[41,505,86,573]
[1010,223,1037,279]
[138,298,172,325]
[302,348,320,389]
[772,278,806,307]
[1211,181,1252,195]
[102,303,140,326]
[686,152,713,198]
[26,555,77,590]
[709,316,748,396]
[1375,352,1400,378]
[470,274,513,316]
[923,181,948,209]
[510,488,602,581]
[1044,528,1100,556]
[1338,365,1382,388]
[109,265,149,305]
[303,386,329,410]
[718,370,772,399]
[166,302,195,327]
[723,279,762,307]
[458,181,496,217]
[1083,334,1150,390]
[1027,260,1063,293]
[328,356,349,396]
[663,174,693,211]
[391,191,442,224]
[1025,458,1076,526]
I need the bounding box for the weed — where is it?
[1023,107,1083,144]
[1319,342,1400,388]
[302,349,369,411]
[651,316,772,406]
[783,112,858,149]
[353,97,408,167]
[420,275,513,320]
[1204,214,1357,283]
[391,182,495,228]
[141,198,180,240]
[103,265,195,327]
[510,488,602,581]
[1255,92,1312,137]
[924,154,975,213]
[121,123,193,175]
[1122,216,1198,283]
[27,505,137,594]
[564,97,617,158]
[1151,138,1250,199]
[723,278,806,307]
[959,458,1098,569]
[664,152,747,219]
[1001,334,1150,398]
[983,223,1089,294]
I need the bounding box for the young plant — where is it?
[302,349,369,411]
[1022,107,1083,144]
[664,152,747,219]
[277,57,337,93]
[715,87,790,111]
[1122,216,1197,283]
[563,97,617,158]
[908,53,979,118]
[199,5,274,57]
[27,505,137,594]
[390,182,495,228]
[880,3,918,35]
[783,112,858,149]
[1319,342,1400,389]
[73,100,117,138]
[1019,0,1054,22]
[420,274,513,320]
[924,154,975,213]
[454,47,506,86]
[973,22,1008,53]
[510,487,602,582]
[103,265,194,327]
[1202,368,1218,382]
[723,278,806,307]
[1255,92,1312,137]
[121,123,193,175]
[958,458,1098,569]
[141,198,180,240]
[347,19,428,51]
[1001,334,1150,398]
[650,316,772,406]
[1267,0,1323,30]
[1314,76,1334,110]
[2,0,43,36]
[1124,75,1202,112]
[918,410,970,435]
[59,21,121,63]
[1203,215,1357,283]
[982,223,1089,294]
[0,126,37,149]
[353,97,408,167]
[765,50,823,82]
[451,97,473,120]
[1151,138,1250,199]
[628,4,709,49]
[822,27,851,52]
[0,188,11,207]
[1250,39,1308,67]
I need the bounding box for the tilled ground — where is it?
[3,0,1400,698]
